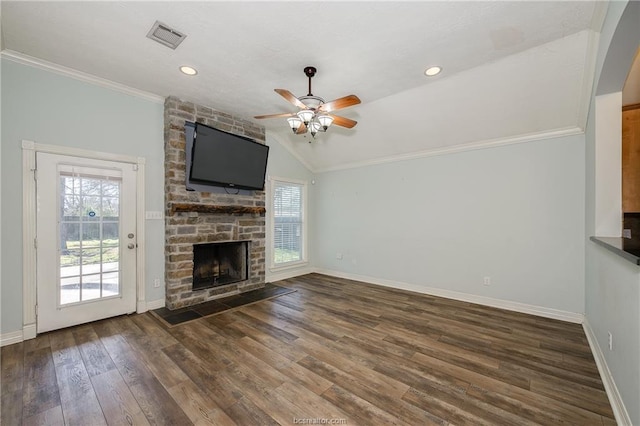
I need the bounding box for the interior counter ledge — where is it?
[590,236,640,265]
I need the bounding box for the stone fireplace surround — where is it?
[164,96,266,310]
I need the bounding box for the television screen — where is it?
[189,123,269,191]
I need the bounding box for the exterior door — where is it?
[36,152,137,333]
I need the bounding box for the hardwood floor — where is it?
[2,273,615,425]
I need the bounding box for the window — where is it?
[271,178,307,268]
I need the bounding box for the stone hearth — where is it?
[164,96,266,310]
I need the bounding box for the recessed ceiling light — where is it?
[424,66,442,77]
[180,66,198,76]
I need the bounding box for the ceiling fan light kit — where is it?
[297,109,314,126]
[317,114,334,131]
[255,66,361,139]
[287,116,303,131]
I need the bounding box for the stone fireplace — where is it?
[164,96,266,310]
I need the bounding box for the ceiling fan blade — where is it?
[296,122,307,134]
[275,89,307,109]
[254,112,293,119]
[319,95,361,113]
[330,115,357,129]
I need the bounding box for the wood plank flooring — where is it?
[1,273,615,425]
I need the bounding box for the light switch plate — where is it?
[145,211,164,220]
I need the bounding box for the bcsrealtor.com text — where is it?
[292,418,347,425]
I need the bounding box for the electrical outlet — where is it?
[623,229,632,239]
[336,253,343,260]
[154,278,162,288]
[483,276,491,286]
[608,332,613,351]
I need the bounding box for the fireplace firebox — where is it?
[192,241,249,291]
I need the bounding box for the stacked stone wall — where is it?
[164,96,266,309]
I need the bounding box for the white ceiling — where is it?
[1,1,607,171]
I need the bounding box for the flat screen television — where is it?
[188,122,269,191]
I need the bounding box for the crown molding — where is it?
[1,49,165,104]
[590,0,610,34]
[314,126,584,173]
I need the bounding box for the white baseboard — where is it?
[0,323,37,347]
[0,330,24,347]
[313,268,584,324]
[23,323,37,340]
[1,301,166,346]
[583,319,632,425]
[268,266,315,283]
[141,299,166,311]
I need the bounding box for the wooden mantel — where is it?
[169,202,266,215]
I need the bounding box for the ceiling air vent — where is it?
[146,21,186,50]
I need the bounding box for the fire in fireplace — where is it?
[192,241,249,291]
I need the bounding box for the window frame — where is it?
[268,176,308,271]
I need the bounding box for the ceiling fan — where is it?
[254,66,361,138]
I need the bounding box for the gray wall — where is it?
[313,134,586,314]
[585,1,640,423]
[1,59,165,333]
[264,132,316,282]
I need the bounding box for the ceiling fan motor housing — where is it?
[304,66,317,78]
[304,66,317,96]
[299,95,325,109]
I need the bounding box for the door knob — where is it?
[127,243,135,249]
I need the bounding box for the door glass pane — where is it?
[62,194,82,217]
[102,197,119,218]
[102,181,119,197]
[102,272,119,297]
[62,176,80,195]
[81,273,102,301]
[81,178,101,195]
[83,196,101,221]
[103,223,119,242]
[60,277,81,304]
[60,222,81,275]
[81,247,101,265]
[81,223,101,245]
[59,171,122,306]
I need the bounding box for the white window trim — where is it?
[268,176,308,272]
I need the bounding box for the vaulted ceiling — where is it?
[1,1,609,171]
